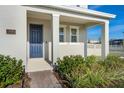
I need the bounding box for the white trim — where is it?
[48,5,116,19]
[25,6,110,22]
[69,43,81,45]
[59,25,66,43]
[59,42,68,45]
[59,42,82,45]
[60,24,67,28]
[70,25,79,43]
[26,5,116,19]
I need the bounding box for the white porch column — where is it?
[101,21,109,58]
[52,14,60,65]
[84,25,88,57]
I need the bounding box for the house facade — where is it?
[0,5,116,72]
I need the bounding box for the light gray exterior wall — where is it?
[0,6,27,65]
[59,43,84,59]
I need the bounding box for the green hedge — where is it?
[56,55,124,88]
[0,54,24,88]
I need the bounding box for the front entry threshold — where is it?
[27,59,53,72]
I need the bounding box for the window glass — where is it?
[59,27,64,42]
[60,28,64,35]
[60,35,64,42]
[71,29,77,35]
[71,36,77,42]
[71,28,78,42]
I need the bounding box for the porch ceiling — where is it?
[60,16,98,24]
[27,11,51,20]
[27,10,100,25]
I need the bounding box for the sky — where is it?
[88,5,124,40]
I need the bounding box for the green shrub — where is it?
[57,55,84,77]
[0,54,24,88]
[100,54,124,70]
[56,55,124,88]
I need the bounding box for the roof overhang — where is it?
[47,5,116,19]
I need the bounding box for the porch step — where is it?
[27,61,53,72]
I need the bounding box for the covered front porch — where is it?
[26,6,110,72]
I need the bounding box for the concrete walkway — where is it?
[28,70,62,88]
[27,60,53,72]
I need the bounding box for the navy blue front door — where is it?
[30,24,43,58]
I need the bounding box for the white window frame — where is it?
[59,25,66,43]
[70,26,79,43]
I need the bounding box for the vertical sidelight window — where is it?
[59,25,66,42]
[59,28,64,42]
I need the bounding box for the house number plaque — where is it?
[6,29,16,34]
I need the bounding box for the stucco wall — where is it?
[0,6,27,65]
[58,43,84,59]
[87,44,101,56]
[58,43,102,59]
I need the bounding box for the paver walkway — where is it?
[28,70,62,88]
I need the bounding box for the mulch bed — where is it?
[53,71,69,88]
[6,73,31,88]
